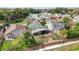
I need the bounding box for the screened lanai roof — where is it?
[28,22,46,31]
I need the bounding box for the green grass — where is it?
[1,38,27,51]
[11,19,23,23]
[11,19,27,25]
[51,42,79,51]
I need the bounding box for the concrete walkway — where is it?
[37,40,79,51]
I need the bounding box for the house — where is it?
[62,14,70,18]
[26,12,52,22]
[28,21,46,35]
[25,14,40,25]
[50,14,63,22]
[27,14,39,20]
[28,20,52,36]
[73,15,79,23]
[39,11,52,19]
[0,26,5,38]
[45,18,53,30]
[51,20,64,33]
[4,24,26,40]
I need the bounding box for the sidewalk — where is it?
[37,40,79,51]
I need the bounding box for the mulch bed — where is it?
[22,38,79,51]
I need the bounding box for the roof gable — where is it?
[4,24,26,35]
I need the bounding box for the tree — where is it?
[23,31,37,48]
[38,18,46,27]
[67,23,79,39]
[62,16,71,29]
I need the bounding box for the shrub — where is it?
[67,24,79,39]
[62,16,71,29]
[0,38,5,50]
[1,37,26,51]
[23,31,37,48]
[1,40,12,51]
[59,29,67,39]
[67,30,79,39]
[11,37,26,50]
[62,16,70,24]
[55,29,68,40]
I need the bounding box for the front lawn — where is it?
[51,42,79,51]
[11,19,24,24]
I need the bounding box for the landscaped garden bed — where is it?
[22,37,79,51]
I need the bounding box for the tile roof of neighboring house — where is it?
[4,24,26,36]
[50,15,62,20]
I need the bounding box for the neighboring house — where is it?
[52,20,64,32]
[50,14,63,22]
[26,12,52,22]
[27,14,39,20]
[54,13,62,18]
[25,14,39,25]
[0,26,5,38]
[39,12,52,19]
[4,24,26,40]
[73,15,79,23]
[62,14,70,18]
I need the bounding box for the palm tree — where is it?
[38,18,46,27]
